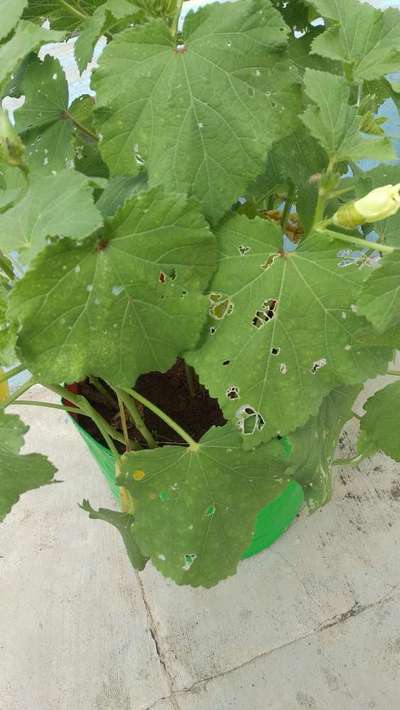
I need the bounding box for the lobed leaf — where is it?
[188,216,393,444]
[301,69,395,165]
[307,0,400,82]
[14,55,74,174]
[9,188,216,386]
[0,411,56,522]
[93,0,300,222]
[117,424,290,587]
[0,169,103,262]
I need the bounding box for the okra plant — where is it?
[1,0,400,587]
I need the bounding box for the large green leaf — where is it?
[96,174,147,217]
[188,215,392,445]
[307,0,400,82]
[14,55,74,174]
[0,169,103,262]
[359,381,400,462]
[0,21,64,92]
[0,0,28,41]
[357,253,400,334]
[80,500,148,570]
[301,69,395,164]
[93,0,300,222]
[290,385,361,510]
[117,424,290,587]
[9,188,216,386]
[0,411,56,522]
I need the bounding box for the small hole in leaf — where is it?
[235,404,265,434]
[310,358,327,374]
[159,271,166,283]
[222,359,230,366]
[252,298,278,328]
[226,385,240,400]
[238,244,251,255]
[209,292,234,320]
[210,326,216,335]
[271,347,280,356]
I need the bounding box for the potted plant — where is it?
[1,0,400,588]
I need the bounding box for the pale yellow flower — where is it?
[333,183,400,228]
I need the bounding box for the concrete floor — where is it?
[1,384,400,709]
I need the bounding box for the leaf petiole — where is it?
[0,364,24,385]
[0,377,36,410]
[112,387,157,449]
[319,228,395,255]
[122,387,199,451]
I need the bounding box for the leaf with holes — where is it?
[9,188,216,386]
[117,424,290,587]
[0,411,56,522]
[0,169,102,262]
[290,385,361,510]
[301,69,395,164]
[307,0,400,82]
[93,0,300,222]
[188,216,392,445]
[359,381,400,462]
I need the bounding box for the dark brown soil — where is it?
[67,359,225,453]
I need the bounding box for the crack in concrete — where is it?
[141,589,400,709]
[135,571,181,710]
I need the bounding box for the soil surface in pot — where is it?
[67,359,226,453]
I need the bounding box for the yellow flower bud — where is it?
[333,183,400,229]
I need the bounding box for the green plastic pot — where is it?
[75,423,304,559]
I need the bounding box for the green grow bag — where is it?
[76,423,304,559]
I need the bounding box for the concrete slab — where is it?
[0,386,171,710]
[2,383,400,709]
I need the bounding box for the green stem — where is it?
[14,400,92,416]
[387,370,400,376]
[320,228,395,255]
[0,377,36,409]
[47,385,124,455]
[117,392,131,452]
[113,387,157,449]
[184,362,196,398]
[59,0,87,21]
[0,364,24,385]
[123,387,199,450]
[172,0,184,35]
[333,454,364,467]
[89,376,116,409]
[65,112,98,142]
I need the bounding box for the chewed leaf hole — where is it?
[311,357,327,374]
[238,244,251,256]
[226,385,240,400]
[271,346,280,356]
[210,326,216,335]
[205,504,216,517]
[159,271,166,283]
[209,292,234,320]
[280,363,288,375]
[235,404,265,434]
[182,553,197,571]
[260,254,279,270]
[222,359,230,366]
[252,298,278,328]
